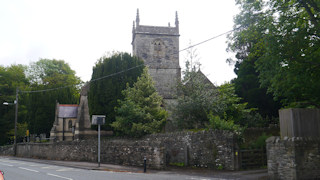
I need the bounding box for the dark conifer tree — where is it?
[88,52,144,130]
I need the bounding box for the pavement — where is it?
[2,156,268,179]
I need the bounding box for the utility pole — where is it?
[98,123,101,167]
[14,87,19,156]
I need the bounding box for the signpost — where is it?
[92,115,106,167]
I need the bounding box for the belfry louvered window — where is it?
[154,41,162,52]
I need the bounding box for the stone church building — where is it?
[132,9,181,105]
[50,9,213,140]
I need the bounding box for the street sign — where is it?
[91,115,106,167]
[92,115,106,125]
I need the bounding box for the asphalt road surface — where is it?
[0,157,221,180]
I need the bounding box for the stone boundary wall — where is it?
[152,130,239,170]
[100,138,165,169]
[266,136,320,180]
[0,145,13,156]
[0,130,239,170]
[16,141,97,162]
[12,139,164,169]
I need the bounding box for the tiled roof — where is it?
[58,104,78,118]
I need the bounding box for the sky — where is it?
[0,0,239,85]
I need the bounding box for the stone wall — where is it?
[153,130,239,170]
[100,138,165,169]
[12,139,164,169]
[0,145,13,156]
[267,136,320,180]
[0,130,239,170]
[15,141,97,162]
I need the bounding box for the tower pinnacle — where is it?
[136,9,140,26]
[175,11,179,28]
[132,21,135,33]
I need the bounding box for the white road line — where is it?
[47,173,73,180]
[0,163,13,167]
[42,166,57,169]
[0,161,18,164]
[29,164,42,167]
[18,167,39,173]
[17,163,27,165]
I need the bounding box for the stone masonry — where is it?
[267,136,320,180]
[132,9,181,101]
[267,108,320,180]
[1,130,240,170]
[152,130,240,170]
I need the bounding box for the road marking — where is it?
[18,167,39,173]
[5,161,19,163]
[0,163,13,167]
[47,173,73,180]
[17,162,27,165]
[42,166,57,169]
[0,160,17,164]
[30,164,42,167]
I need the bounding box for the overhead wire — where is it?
[178,28,239,53]
[20,64,145,93]
[20,27,239,94]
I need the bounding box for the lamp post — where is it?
[3,87,18,156]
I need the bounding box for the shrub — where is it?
[207,112,244,136]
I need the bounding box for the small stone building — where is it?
[50,83,112,141]
[50,103,78,141]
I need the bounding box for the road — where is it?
[0,157,221,180]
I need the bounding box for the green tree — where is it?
[173,43,254,129]
[173,56,254,129]
[111,67,167,137]
[214,83,265,127]
[215,83,249,123]
[0,65,29,145]
[173,69,219,129]
[227,0,280,119]
[229,0,320,107]
[88,52,144,130]
[7,122,28,143]
[207,112,243,135]
[232,59,282,119]
[23,59,81,135]
[173,45,220,129]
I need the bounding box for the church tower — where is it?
[132,9,181,104]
